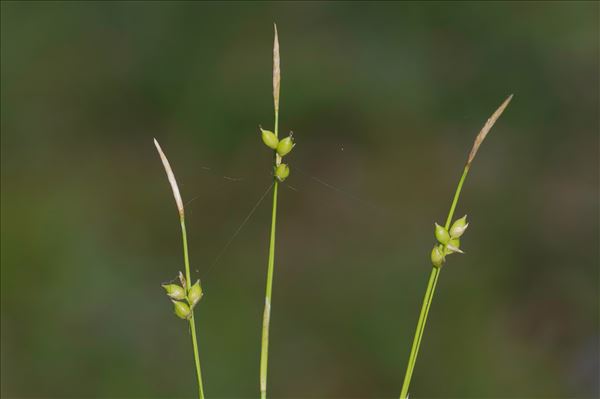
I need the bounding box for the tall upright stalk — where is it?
[260,180,278,399]
[154,139,205,399]
[399,95,513,398]
[180,218,205,399]
[260,24,290,399]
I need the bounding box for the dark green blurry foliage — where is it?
[1,2,598,398]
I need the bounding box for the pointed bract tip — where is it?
[154,138,184,217]
[466,94,513,167]
[446,244,465,254]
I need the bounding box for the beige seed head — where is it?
[467,94,513,167]
[273,23,280,113]
[154,138,184,217]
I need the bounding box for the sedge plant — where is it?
[399,95,513,398]
[258,24,296,399]
[154,139,206,399]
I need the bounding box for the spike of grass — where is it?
[399,95,513,399]
[154,139,205,399]
[260,23,282,399]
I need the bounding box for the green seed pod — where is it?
[260,127,279,150]
[434,223,450,245]
[449,215,469,238]
[274,163,290,182]
[431,245,445,268]
[445,238,461,254]
[446,237,464,254]
[276,135,295,157]
[188,280,203,307]
[162,284,186,300]
[172,300,191,320]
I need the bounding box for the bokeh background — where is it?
[1,1,598,398]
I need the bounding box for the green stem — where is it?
[260,108,280,399]
[445,165,470,230]
[181,218,205,399]
[260,181,278,399]
[274,110,279,139]
[399,165,470,399]
[399,267,439,399]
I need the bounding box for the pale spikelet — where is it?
[154,138,184,217]
[467,94,513,166]
[273,23,280,113]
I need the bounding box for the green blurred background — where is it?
[1,1,598,398]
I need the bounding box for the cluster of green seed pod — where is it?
[260,126,295,182]
[430,215,469,268]
[162,272,203,320]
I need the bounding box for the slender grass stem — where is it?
[189,316,204,399]
[399,94,512,398]
[154,138,207,399]
[260,24,282,399]
[180,218,205,399]
[400,267,439,399]
[399,167,469,399]
[274,110,279,141]
[260,180,278,399]
[445,167,470,229]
